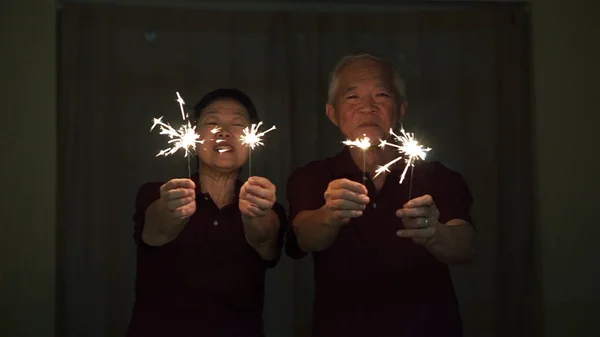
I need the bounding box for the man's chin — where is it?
[352,126,385,140]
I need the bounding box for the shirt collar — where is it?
[330,146,409,181]
[191,171,243,201]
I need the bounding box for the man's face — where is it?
[326,59,405,142]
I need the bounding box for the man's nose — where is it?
[359,98,377,114]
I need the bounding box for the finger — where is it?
[247,176,275,190]
[245,184,273,200]
[245,194,273,210]
[329,199,366,211]
[330,178,368,195]
[396,207,430,218]
[162,179,195,193]
[241,207,260,218]
[240,202,262,218]
[167,196,194,210]
[326,189,369,205]
[164,188,194,201]
[402,217,430,229]
[171,204,195,219]
[396,227,436,239]
[249,205,267,217]
[404,194,434,208]
[334,209,363,219]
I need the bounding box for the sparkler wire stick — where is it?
[240,121,276,177]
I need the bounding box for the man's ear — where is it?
[326,104,338,126]
[399,100,408,121]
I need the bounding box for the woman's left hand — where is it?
[239,176,276,219]
[395,194,440,244]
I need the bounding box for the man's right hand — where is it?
[321,178,370,227]
[158,178,196,224]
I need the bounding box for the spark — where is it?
[150,117,203,158]
[150,92,203,179]
[176,91,186,120]
[343,135,372,181]
[374,127,431,184]
[240,122,277,150]
[342,136,372,150]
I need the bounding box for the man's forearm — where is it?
[292,208,342,252]
[421,219,475,265]
[244,210,280,261]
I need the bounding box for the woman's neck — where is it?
[198,166,238,209]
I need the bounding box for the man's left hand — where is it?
[395,194,439,244]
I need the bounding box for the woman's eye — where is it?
[377,93,390,97]
[345,95,358,99]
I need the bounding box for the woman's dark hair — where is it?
[192,88,260,123]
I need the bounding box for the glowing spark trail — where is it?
[374,127,431,198]
[343,135,372,182]
[150,92,203,177]
[240,121,276,176]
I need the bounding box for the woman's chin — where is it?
[201,159,243,174]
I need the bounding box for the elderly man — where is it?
[286,53,475,337]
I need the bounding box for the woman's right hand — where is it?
[158,178,197,223]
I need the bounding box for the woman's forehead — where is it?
[200,98,249,119]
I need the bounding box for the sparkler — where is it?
[150,92,203,178]
[240,121,276,177]
[374,126,431,199]
[342,135,372,182]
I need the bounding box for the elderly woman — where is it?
[127,88,286,337]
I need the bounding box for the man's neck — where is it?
[349,146,396,174]
[198,166,238,208]
[349,146,396,190]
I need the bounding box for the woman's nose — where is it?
[217,129,232,138]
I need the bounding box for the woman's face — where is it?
[195,98,250,173]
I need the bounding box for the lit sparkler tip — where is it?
[342,135,372,150]
[375,126,432,184]
[240,122,277,150]
[151,92,203,158]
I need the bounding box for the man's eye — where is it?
[345,95,358,99]
[377,93,390,97]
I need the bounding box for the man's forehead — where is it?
[343,81,390,93]
[339,61,392,84]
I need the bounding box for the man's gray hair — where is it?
[326,53,406,105]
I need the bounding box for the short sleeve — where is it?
[285,163,331,259]
[132,182,163,245]
[432,162,474,226]
[263,201,288,269]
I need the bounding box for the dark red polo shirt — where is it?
[127,173,287,337]
[286,147,473,337]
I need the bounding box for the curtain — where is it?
[58,3,538,337]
